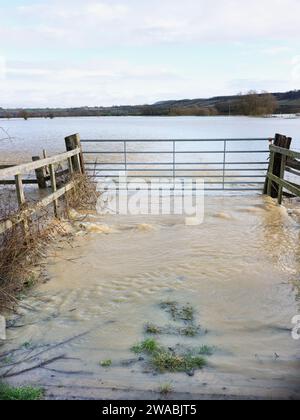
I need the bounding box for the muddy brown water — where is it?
[1,195,300,400]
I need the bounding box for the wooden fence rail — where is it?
[0,134,84,235]
[266,144,300,204]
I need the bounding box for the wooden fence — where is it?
[0,134,84,234]
[264,134,300,204]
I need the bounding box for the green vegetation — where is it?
[144,323,202,337]
[197,345,214,356]
[131,338,160,355]
[160,301,195,322]
[151,350,206,373]
[180,325,201,337]
[0,356,14,365]
[159,383,173,395]
[100,359,112,367]
[180,306,195,322]
[129,301,214,375]
[0,383,44,400]
[145,323,162,335]
[131,339,206,374]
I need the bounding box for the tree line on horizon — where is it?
[1,90,298,119]
[167,91,278,117]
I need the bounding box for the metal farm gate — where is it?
[81,138,270,191]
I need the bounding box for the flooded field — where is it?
[1,116,300,164]
[1,195,300,399]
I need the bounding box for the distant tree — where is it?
[18,110,29,120]
[236,91,278,116]
[259,91,278,115]
[169,105,218,116]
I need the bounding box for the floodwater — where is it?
[1,115,300,192]
[1,116,300,163]
[1,195,300,399]
[1,117,300,399]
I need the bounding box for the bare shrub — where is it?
[0,204,69,311]
[0,173,99,312]
[65,173,100,212]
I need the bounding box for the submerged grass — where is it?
[132,301,214,374]
[131,338,160,355]
[159,383,173,395]
[145,301,201,338]
[160,301,195,322]
[197,345,215,356]
[180,325,201,337]
[152,351,206,373]
[100,359,112,367]
[0,383,44,400]
[145,323,202,337]
[130,338,207,374]
[145,323,162,335]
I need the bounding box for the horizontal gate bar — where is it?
[105,188,263,190]
[84,161,268,166]
[88,171,266,179]
[81,138,270,143]
[96,186,263,191]
[83,150,269,154]
[92,177,265,183]
[85,168,266,172]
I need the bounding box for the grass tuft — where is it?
[131,339,206,374]
[100,359,112,367]
[151,350,206,373]
[22,342,33,350]
[0,383,44,400]
[180,325,201,337]
[131,338,160,355]
[159,383,173,395]
[144,323,162,335]
[160,301,195,322]
[197,345,214,356]
[180,305,195,322]
[129,301,213,375]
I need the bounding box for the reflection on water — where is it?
[1,195,300,399]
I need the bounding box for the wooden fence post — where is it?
[67,157,74,174]
[267,150,275,197]
[277,155,287,205]
[15,174,26,208]
[264,134,292,198]
[43,149,49,175]
[49,164,58,217]
[15,173,29,233]
[32,156,47,189]
[65,133,85,174]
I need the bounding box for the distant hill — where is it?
[1,90,300,118]
[150,91,300,115]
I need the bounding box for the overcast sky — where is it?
[0,0,300,107]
